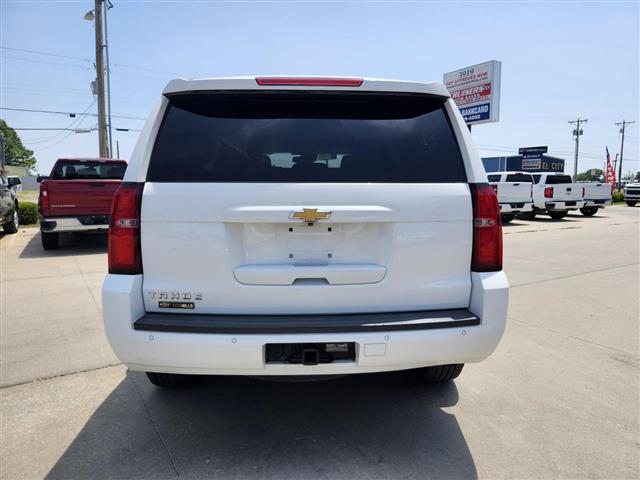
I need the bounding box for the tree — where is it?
[576,168,603,182]
[0,119,36,171]
[635,171,640,181]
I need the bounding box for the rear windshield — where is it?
[51,161,126,180]
[505,173,533,182]
[487,174,501,182]
[147,92,466,183]
[545,175,573,184]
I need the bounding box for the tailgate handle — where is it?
[88,182,107,187]
[513,183,520,186]
[233,264,386,285]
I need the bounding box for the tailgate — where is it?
[139,90,474,315]
[497,182,531,204]
[552,184,582,202]
[584,184,612,200]
[47,180,121,216]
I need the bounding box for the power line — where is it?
[1,45,182,77]
[0,106,146,121]
[0,46,88,61]
[21,100,96,145]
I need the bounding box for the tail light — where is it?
[544,187,554,198]
[108,182,144,274]
[39,181,49,214]
[470,183,502,272]
[491,184,498,194]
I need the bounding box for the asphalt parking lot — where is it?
[1,206,638,480]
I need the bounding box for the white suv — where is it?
[102,77,509,387]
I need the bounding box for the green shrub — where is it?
[18,201,38,225]
[612,191,625,203]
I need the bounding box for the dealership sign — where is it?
[519,146,548,170]
[443,60,501,125]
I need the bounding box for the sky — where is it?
[1,0,638,177]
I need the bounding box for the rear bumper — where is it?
[624,193,640,200]
[40,215,109,233]
[499,202,532,214]
[583,199,612,208]
[101,271,509,376]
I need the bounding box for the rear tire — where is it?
[501,214,515,224]
[418,364,464,383]
[627,201,637,206]
[146,372,191,388]
[3,206,19,234]
[41,231,59,250]
[548,211,568,220]
[519,210,536,221]
[579,206,598,216]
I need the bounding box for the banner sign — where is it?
[444,60,501,125]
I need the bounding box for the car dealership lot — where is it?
[1,207,638,479]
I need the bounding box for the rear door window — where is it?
[51,161,126,180]
[545,175,573,184]
[505,173,533,182]
[147,92,466,183]
[487,174,501,182]
[533,174,542,184]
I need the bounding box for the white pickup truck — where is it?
[526,173,585,220]
[579,182,612,216]
[101,76,509,388]
[623,182,640,206]
[487,171,533,223]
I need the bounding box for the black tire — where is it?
[519,210,536,221]
[418,364,464,383]
[41,231,59,250]
[548,211,568,220]
[627,201,637,207]
[3,204,19,234]
[580,206,598,217]
[146,372,191,388]
[501,214,515,224]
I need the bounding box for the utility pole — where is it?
[568,117,587,181]
[103,0,113,157]
[93,0,109,158]
[615,120,635,188]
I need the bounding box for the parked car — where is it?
[525,173,585,220]
[102,76,509,388]
[623,182,640,206]
[38,158,127,249]
[487,171,533,223]
[579,182,612,216]
[0,175,21,234]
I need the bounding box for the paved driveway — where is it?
[1,207,638,479]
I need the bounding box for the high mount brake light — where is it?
[255,77,363,87]
[544,187,554,198]
[470,183,503,272]
[108,182,144,274]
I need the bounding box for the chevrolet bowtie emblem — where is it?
[289,208,331,223]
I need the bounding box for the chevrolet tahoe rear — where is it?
[38,158,127,249]
[102,76,509,388]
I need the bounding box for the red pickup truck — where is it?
[38,158,127,249]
